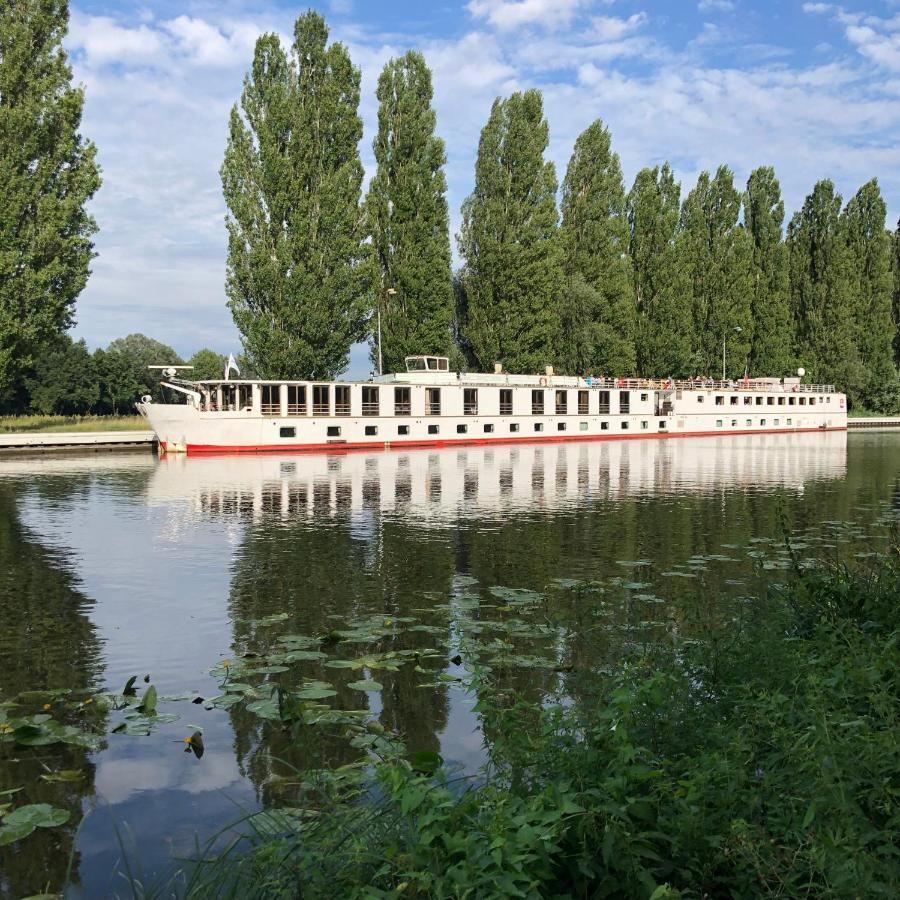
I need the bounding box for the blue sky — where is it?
[66,1,900,377]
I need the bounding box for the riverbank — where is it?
[169,541,900,899]
[0,414,144,434]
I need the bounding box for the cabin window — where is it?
[787,418,792,425]
[799,396,806,405]
[457,424,468,434]
[261,385,280,416]
[767,396,774,406]
[621,421,629,430]
[778,397,785,405]
[362,386,379,416]
[640,393,648,402]
[743,396,752,406]
[598,390,610,414]
[287,385,306,415]
[428,424,439,434]
[221,384,237,410]
[557,422,566,431]
[620,391,631,414]
[464,388,478,415]
[659,420,666,429]
[238,385,252,410]
[810,397,816,406]
[697,395,704,403]
[335,385,350,415]
[715,395,724,406]
[716,419,723,427]
[500,389,513,415]
[427,358,438,370]
[580,421,588,431]
[761,419,766,426]
[755,396,763,406]
[510,423,520,433]
[426,387,441,415]
[438,358,448,371]
[555,390,567,414]
[531,390,544,415]
[641,421,648,430]
[578,390,589,414]
[365,425,378,436]
[484,423,494,433]
[327,426,341,437]
[313,385,330,415]
[731,419,738,427]
[774,418,780,425]
[826,396,831,403]
[601,421,609,430]
[789,396,796,406]
[746,419,752,427]
[534,422,544,432]
[730,396,738,406]
[394,387,411,415]
[279,427,295,438]
[398,424,410,436]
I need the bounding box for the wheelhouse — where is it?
[405,355,449,372]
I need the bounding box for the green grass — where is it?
[0,415,145,434]
[848,408,899,418]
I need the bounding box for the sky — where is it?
[65,0,900,378]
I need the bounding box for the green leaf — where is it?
[4,804,70,829]
[409,750,443,775]
[346,680,383,692]
[138,685,157,714]
[295,687,337,700]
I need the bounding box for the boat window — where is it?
[327,426,341,437]
[767,396,774,406]
[730,396,738,405]
[774,418,779,425]
[731,419,738,427]
[534,422,544,432]
[426,387,441,415]
[362,385,379,416]
[510,423,519,432]
[287,385,306,415]
[778,397,785,405]
[640,393,648,402]
[788,396,796,406]
[755,396,763,406]
[221,384,237,411]
[715,395,724,405]
[438,358,449,371]
[261,385,280,416]
[394,386,411,415]
[500,389,512,415]
[238,385,252,410]
[598,390,610,414]
[580,421,588,431]
[641,421,648,429]
[365,425,378,436]
[457,424,467,434]
[427,357,438,370]
[601,421,609,430]
[743,396,752,406]
[799,396,806,405]
[809,397,816,406]
[555,390,567,415]
[697,395,704,403]
[621,421,629,430]
[531,390,544,415]
[659,420,666,429]
[746,419,752,426]
[716,419,723,427]
[335,385,350,415]
[428,424,439,434]
[578,390,589,414]
[620,391,631,414]
[279,427,295,438]
[405,357,427,371]
[558,422,566,431]
[398,424,410,435]
[761,419,766,426]
[787,418,792,425]
[464,388,478,415]
[313,385,330,415]
[484,423,494,433]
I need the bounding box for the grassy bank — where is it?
[167,541,900,899]
[0,414,144,434]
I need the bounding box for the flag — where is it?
[224,353,241,380]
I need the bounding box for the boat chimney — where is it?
[545,365,554,377]
[494,362,502,374]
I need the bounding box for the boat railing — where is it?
[591,377,836,393]
[361,402,380,416]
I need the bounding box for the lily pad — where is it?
[346,680,383,692]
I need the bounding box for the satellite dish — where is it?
[797,367,805,377]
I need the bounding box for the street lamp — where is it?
[378,287,396,376]
[722,326,743,381]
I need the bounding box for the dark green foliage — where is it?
[105,333,183,404]
[221,12,368,380]
[0,0,101,395]
[841,180,899,412]
[559,120,635,375]
[892,221,899,367]
[744,167,794,376]
[23,336,97,415]
[680,167,754,377]
[366,52,453,374]
[458,90,563,373]
[627,164,692,376]
[188,348,227,382]
[788,181,866,402]
[92,346,141,414]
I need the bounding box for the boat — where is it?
[136,356,848,455]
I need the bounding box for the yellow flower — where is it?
[222,660,231,669]
[0,723,11,734]
[183,735,193,744]
[42,703,51,710]
[83,698,93,705]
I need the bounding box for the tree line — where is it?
[2,4,899,415]
[222,10,900,411]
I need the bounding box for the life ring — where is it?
[792,384,799,392]
[539,377,547,386]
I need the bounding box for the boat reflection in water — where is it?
[146,430,848,524]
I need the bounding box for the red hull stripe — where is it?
[172,425,847,457]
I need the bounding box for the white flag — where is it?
[224,353,241,379]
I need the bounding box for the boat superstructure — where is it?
[136,356,847,455]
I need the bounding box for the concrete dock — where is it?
[847,417,900,429]
[0,430,156,454]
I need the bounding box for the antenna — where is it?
[148,365,194,380]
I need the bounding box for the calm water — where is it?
[1,430,898,897]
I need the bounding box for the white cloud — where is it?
[68,12,163,65]
[466,0,590,31]
[163,17,260,68]
[590,13,647,42]
[698,0,735,11]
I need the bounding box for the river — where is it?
[1,430,898,897]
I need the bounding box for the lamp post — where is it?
[722,326,743,381]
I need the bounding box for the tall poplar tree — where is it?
[744,167,793,376]
[787,180,863,400]
[627,163,692,376]
[679,166,754,377]
[841,179,899,411]
[559,119,635,375]
[457,90,563,373]
[0,0,101,396]
[366,51,452,374]
[892,221,900,368]
[221,12,368,379]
